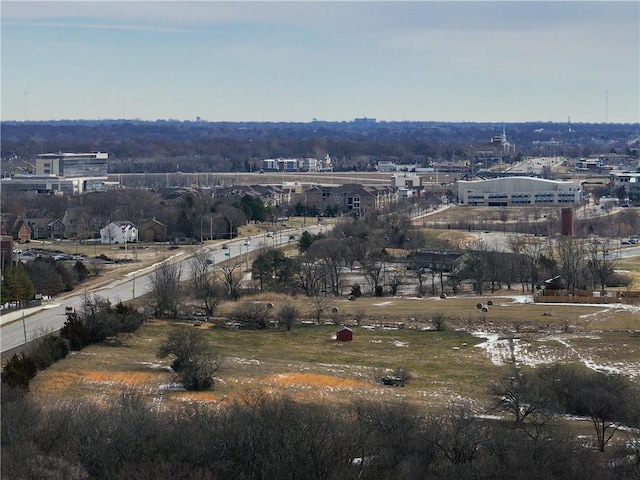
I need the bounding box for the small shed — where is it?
[336,326,353,342]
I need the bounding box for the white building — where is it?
[457,177,582,206]
[100,221,138,244]
[391,173,422,188]
[1,152,109,195]
[36,152,108,177]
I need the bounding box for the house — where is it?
[62,208,101,239]
[336,326,353,342]
[48,219,66,239]
[9,218,32,242]
[139,218,167,242]
[27,218,49,240]
[100,221,138,244]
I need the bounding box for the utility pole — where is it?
[22,312,27,344]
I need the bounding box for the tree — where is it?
[149,261,183,318]
[230,302,271,329]
[507,236,549,292]
[277,303,299,331]
[217,260,243,300]
[555,236,585,294]
[0,265,35,304]
[251,249,297,292]
[25,258,65,296]
[461,240,491,295]
[585,240,617,292]
[309,294,331,324]
[297,230,324,253]
[73,261,90,282]
[307,238,346,296]
[295,258,327,297]
[157,328,222,391]
[538,364,638,453]
[238,195,267,222]
[189,248,223,316]
[361,249,389,295]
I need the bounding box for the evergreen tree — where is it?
[0,265,35,303]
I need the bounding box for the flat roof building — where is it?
[457,176,582,206]
[2,152,109,195]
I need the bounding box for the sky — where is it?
[2,1,639,123]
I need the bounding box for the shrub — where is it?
[157,328,222,391]
[30,335,69,370]
[60,313,91,351]
[1,353,37,390]
[350,283,362,298]
[277,303,299,331]
[230,302,271,329]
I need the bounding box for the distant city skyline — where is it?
[2,1,639,124]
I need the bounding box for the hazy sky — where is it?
[2,1,639,123]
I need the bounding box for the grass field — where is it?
[28,292,640,414]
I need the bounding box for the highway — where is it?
[1,225,324,354]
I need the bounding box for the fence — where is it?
[535,290,640,305]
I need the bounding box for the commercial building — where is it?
[609,171,640,205]
[457,177,582,206]
[1,152,109,195]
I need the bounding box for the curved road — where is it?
[1,225,324,354]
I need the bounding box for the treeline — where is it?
[2,120,637,173]
[1,258,90,304]
[2,386,638,480]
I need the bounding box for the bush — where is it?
[157,328,222,391]
[277,303,299,331]
[230,302,271,329]
[60,313,91,351]
[374,285,384,297]
[350,283,362,298]
[30,335,69,370]
[1,353,37,390]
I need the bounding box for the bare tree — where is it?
[157,327,222,390]
[386,269,403,296]
[277,303,299,331]
[296,259,327,297]
[309,294,331,324]
[149,261,183,318]
[217,260,243,300]
[361,250,387,295]
[507,236,549,292]
[189,248,223,316]
[555,236,585,294]
[307,238,346,296]
[461,240,491,295]
[586,239,617,292]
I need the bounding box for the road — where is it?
[1,224,324,354]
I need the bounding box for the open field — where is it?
[28,293,640,414]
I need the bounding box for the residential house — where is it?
[48,219,66,239]
[27,218,50,240]
[100,221,138,244]
[9,218,32,242]
[139,218,168,242]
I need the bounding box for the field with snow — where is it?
[28,294,640,413]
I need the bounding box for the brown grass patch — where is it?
[266,372,369,389]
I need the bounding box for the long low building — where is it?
[457,176,582,206]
